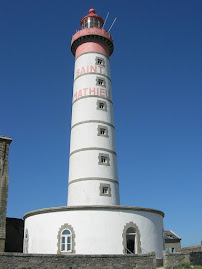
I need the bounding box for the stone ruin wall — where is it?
[0,136,12,252]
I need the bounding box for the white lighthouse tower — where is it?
[68,8,119,206]
[24,9,165,261]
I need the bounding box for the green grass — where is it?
[170,265,202,269]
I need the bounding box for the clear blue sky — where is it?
[1,0,201,248]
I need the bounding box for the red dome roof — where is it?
[80,9,104,26]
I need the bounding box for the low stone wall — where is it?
[163,251,202,268]
[163,252,190,268]
[190,251,202,265]
[0,252,156,269]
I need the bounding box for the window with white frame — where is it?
[57,223,75,254]
[61,229,72,252]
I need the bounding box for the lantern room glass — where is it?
[82,17,102,29]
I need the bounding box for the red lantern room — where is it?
[80,8,104,29]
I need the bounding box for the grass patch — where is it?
[170,265,202,269]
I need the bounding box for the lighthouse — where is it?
[24,9,165,261]
[68,8,119,206]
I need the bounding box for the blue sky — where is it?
[1,0,201,248]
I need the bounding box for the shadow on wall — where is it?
[5,218,24,253]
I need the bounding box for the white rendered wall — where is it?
[68,52,119,206]
[71,97,114,127]
[24,208,164,259]
[70,123,116,152]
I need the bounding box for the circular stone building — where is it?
[24,9,165,260]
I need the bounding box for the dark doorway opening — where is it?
[126,227,136,254]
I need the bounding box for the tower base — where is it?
[24,205,164,259]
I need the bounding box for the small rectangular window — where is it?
[98,153,110,166]
[95,56,105,67]
[98,79,104,85]
[96,100,107,111]
[98,59,103,65]
[99,183,111,197]
[96,77,106,87]
[97,125,109,138]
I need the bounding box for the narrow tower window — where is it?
[96,100,107,111]
[99,183,112,197]
[98,153,110,166]
[96,77,106,87]
[97,125,109,138]
[95,57,105,67]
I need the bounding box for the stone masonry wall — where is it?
[0,137,12,252]
[0,252,156,269]
[163,251,202,268]
[163,252,190,268]
[190,251,202,265]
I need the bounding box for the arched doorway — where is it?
[126,227,136,253]
[122,222,141,254]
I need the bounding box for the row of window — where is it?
[97,97,110,165]
[24,223,139,254]
[60,226,137,253]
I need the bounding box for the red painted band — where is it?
[75,42,109,58]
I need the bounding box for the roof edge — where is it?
[0,136,12,142]
[24,205,165,219]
